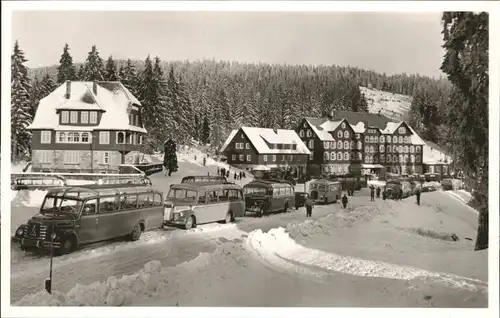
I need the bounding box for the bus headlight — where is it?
[179,211,185,217]
[16,227,24,236]
[50,232,57,240]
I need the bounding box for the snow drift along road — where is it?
[246,207,488,294]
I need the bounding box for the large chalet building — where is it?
[297,110,426,176]
[220,127,310,178]
[28,81,147,173]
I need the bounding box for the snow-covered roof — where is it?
[236,127,311,155]
[28,81,146,133]
[219,129,238,153]
[380,122,402,134]
[408,126,425,146]
[423,141,452,164]
[306,118,334,141]
[319,119,343,132]
[349,122,366,133]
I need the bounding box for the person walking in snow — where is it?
[370,185,375,201]
[234,172,238,180]
[341,193,349,209]
[415,187,421,206]
[239,171,243,180]
[376,187,381,199]
[203,157,206,166]
[398,187,404,201]
[304,195,314,218]
[226,170,230,178]
[217,166,220,175]
[382,187,387,200]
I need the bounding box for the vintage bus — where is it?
[385,180,413,199]
[180,175,227,184]
[164,182,245,230]
[309,179,342,204]
[97,175,152,186]
[13,184,164,254]
[243,180,295,217]
[11,175,67,191]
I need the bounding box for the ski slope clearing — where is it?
[360,86,412,122]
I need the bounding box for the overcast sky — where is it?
[11,11,446,78]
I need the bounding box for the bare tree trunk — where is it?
[474,205,488,250]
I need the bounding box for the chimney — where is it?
[65,80,71,99]
[327,110,334,121]
[93,81,98,95]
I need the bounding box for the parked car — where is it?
[441,178,462,190]
[294,192,308,209]
[422,181,440,192]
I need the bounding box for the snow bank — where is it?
[15,239,247,306]
[368,180,386,187]
[246,214,487,293]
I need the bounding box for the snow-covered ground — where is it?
[12,186,486,307]
[360,86,412,122]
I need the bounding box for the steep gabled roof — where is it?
[304,117,334,141]
[221,127,311,155]
[27,81,146,133]
[332,110,394,130]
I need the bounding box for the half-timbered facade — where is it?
[27,81,147,173]
[296,111,426,176]
[220,127,310,177]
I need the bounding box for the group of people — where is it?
[303,192,350,218]
[217,166,246,180]
[369,184,421,205]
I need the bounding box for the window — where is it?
[235,143,240,150]
[272,155,277,162]
[281,155,285,162]
[364,146,369,153]
[57,132,66,143]
[116,132,125,144]
[138,135,143,144]
[232,154,236,161]
[398,127,406,134]
[344,141,349,149]
[374,136,379,143]
[38,150,52,164]
[399,136,403,143]
[101,152,109,164]
[410,155,415,163]
[332,141,337,149]
[370,146,375,153]
[387,145,392,153]
[337,151,342,160]
[387,155,392,162]
[399,155,404,163]
[70,111,78,124]
[404,136,409,143]
[356,134,360,139]
[404,155,409,162]
[241,133,244,139]
[306,140,313,149]
[324,152,330,161]
[350,141,355,149]
[369,136,374,143]
[416,146,421,153]
[344,152,349,160]
[138,193,155,208]
[386,136,391,144]
[64,151,80,164]
[337,131,342,138]
[119,194,138,210]
[41,131,51,144]
[81,132,89,143]
[331,152,336,160]
[416,155,421,163]
[324,165,330,173]
[393,145,398,153]
[324,141,330,149]
[306,130,312,137]
[263,155,268,162]
[404,146,409,153]
[393,155,398,162]
[398,146,403,153]
[338,141,343,149]
[357,152,362,160]
[245,143,250,149]
[341,122,346,129]
[303,122,307,128]
[410,146,415,153]
[364,136,369,143]
[61,111,69,124]
[393,136,397,143]
[99,131,110,144]
[239,154,244,161]
[344,131,349,138]
[129,133,134,144]
[81,111,89,124]
[380,154,385,163]
[289,155,293,161]
[379,145,385,152]
[380,136,385,143]
[299,130,304,137]
[357,141,362,149]
[73,132,80,143]
[90,111,98,124]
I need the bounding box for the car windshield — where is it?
[167,189,197,201]
[41,196,82,216]
[244,187,267,195]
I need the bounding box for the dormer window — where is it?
[70,111,78,124]
[341,122,346,129]
[292,144,297,150]
[398,127,406,134]
[61,111,69,124]
[299,130,304,137]
[90,111,98,124]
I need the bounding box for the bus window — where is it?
[120,194,138,210]
[138,193,154,208]
[228,190,239,201]
[100,196,118,213]
[217,190,228,202]
[153,193,163,206]
[82,199,97,216]
[198,190,206,204]
[207,191,217,203]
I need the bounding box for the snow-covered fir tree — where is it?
[40,74,57,99]
[56,43,77,84]
[176,75,196,143]
[11,40,32,161]
[76,64,84,80]
[121,58,140,96]
[104,55,119,81]
[83,45,105,81]
[201,116,210,145]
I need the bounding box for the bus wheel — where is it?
[284,202,289,212]
[258,208,264,218]
[184,216,196,230]
[59,236,75,255]
[324,198,328,205]
[130,223,142,241]
[224,211,233,224]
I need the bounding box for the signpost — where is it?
[45,224,56,294]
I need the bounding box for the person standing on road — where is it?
[239,171,243,180]
[376,187,381,199]
[305,196,314,218]
[415,187,421,206]
[382,187,387,200]
[399,187,404,201]
[341,193,349,209]
[234,172,238,180]
[370,185,375,201]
